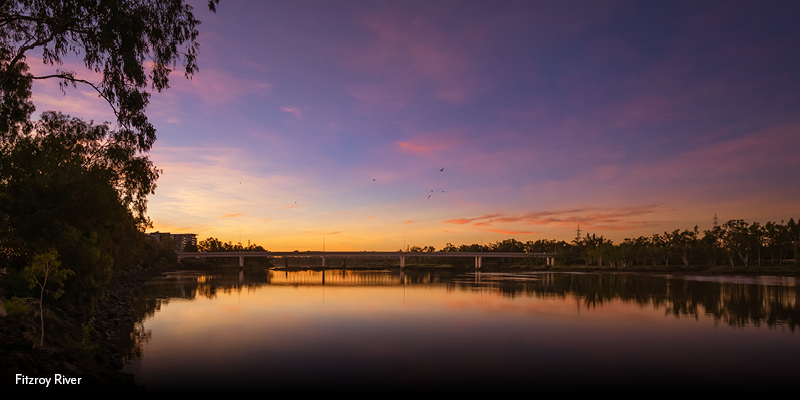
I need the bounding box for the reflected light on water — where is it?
[124,270,800,392]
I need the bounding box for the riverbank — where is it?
[1,266,167,392]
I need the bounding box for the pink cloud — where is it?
[341,9,490,108]
[168,68,272,104]
[620,115,800,195]
[395,128,467,156]
[445,205,663,232]
[280,106,304,119]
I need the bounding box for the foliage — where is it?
[23,249,74,346]
[198,237,266,252]
[65,320,99,358]
[408,245,436,252]
[432,217,800,269]
[2,295,34,314]
[0,112,158,312]
[0,0,219,148]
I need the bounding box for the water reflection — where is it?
[123,269,800,392]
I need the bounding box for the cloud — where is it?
[445,205,663,232]
[443,214,503,225]
[483,229,539,235]
[280,106,304,119]
[166,68,272,104]
[219,213,244,218]
[27,57,116,122]
[148,220,211,234]
[395,128,467,156]
[341,8,490,109]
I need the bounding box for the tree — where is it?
[0,0,219,148]
[0,112,157,311]
[23,249,74,347]
[701,226,723,268]
[721,220,754,268]
[670,227,699,268]
[198,237,225,252]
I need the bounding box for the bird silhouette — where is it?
[440,168,444,171]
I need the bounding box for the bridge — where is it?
[176,251,557,269]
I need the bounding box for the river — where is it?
[122,268,799,392]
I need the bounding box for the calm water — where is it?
[122,269,799,392]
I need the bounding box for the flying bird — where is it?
[440,168,444,171]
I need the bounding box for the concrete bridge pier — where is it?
[400,256,405,269]
[475,256,482,269]
[239,256,244,268]
[284,257,289,268]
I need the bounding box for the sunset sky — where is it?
[28,0,800,251]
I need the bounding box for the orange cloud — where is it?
[300,231,340,235]
[219,213,244,218]
[484,229,538,235]
[444,213,503,225]
[443,218,472,225]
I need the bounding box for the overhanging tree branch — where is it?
[1,0,219,150]
[26,72,119,116]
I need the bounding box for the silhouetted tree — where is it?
[0,112,158,312]
[0,0,219,148]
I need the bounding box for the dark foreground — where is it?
[0,268,162,393]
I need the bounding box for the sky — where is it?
[28,0,800,251]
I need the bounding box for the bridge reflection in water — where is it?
[269,269,402,286]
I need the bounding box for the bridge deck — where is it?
[177,251,557,268]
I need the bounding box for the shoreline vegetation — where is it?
[189,217,800,275]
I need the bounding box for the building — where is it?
[148,232,197,252]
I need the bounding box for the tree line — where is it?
[436,219,800,268]
[188,218,800,269]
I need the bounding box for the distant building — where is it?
[148,232,197,252]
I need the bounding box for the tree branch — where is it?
[27,73,119,117]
